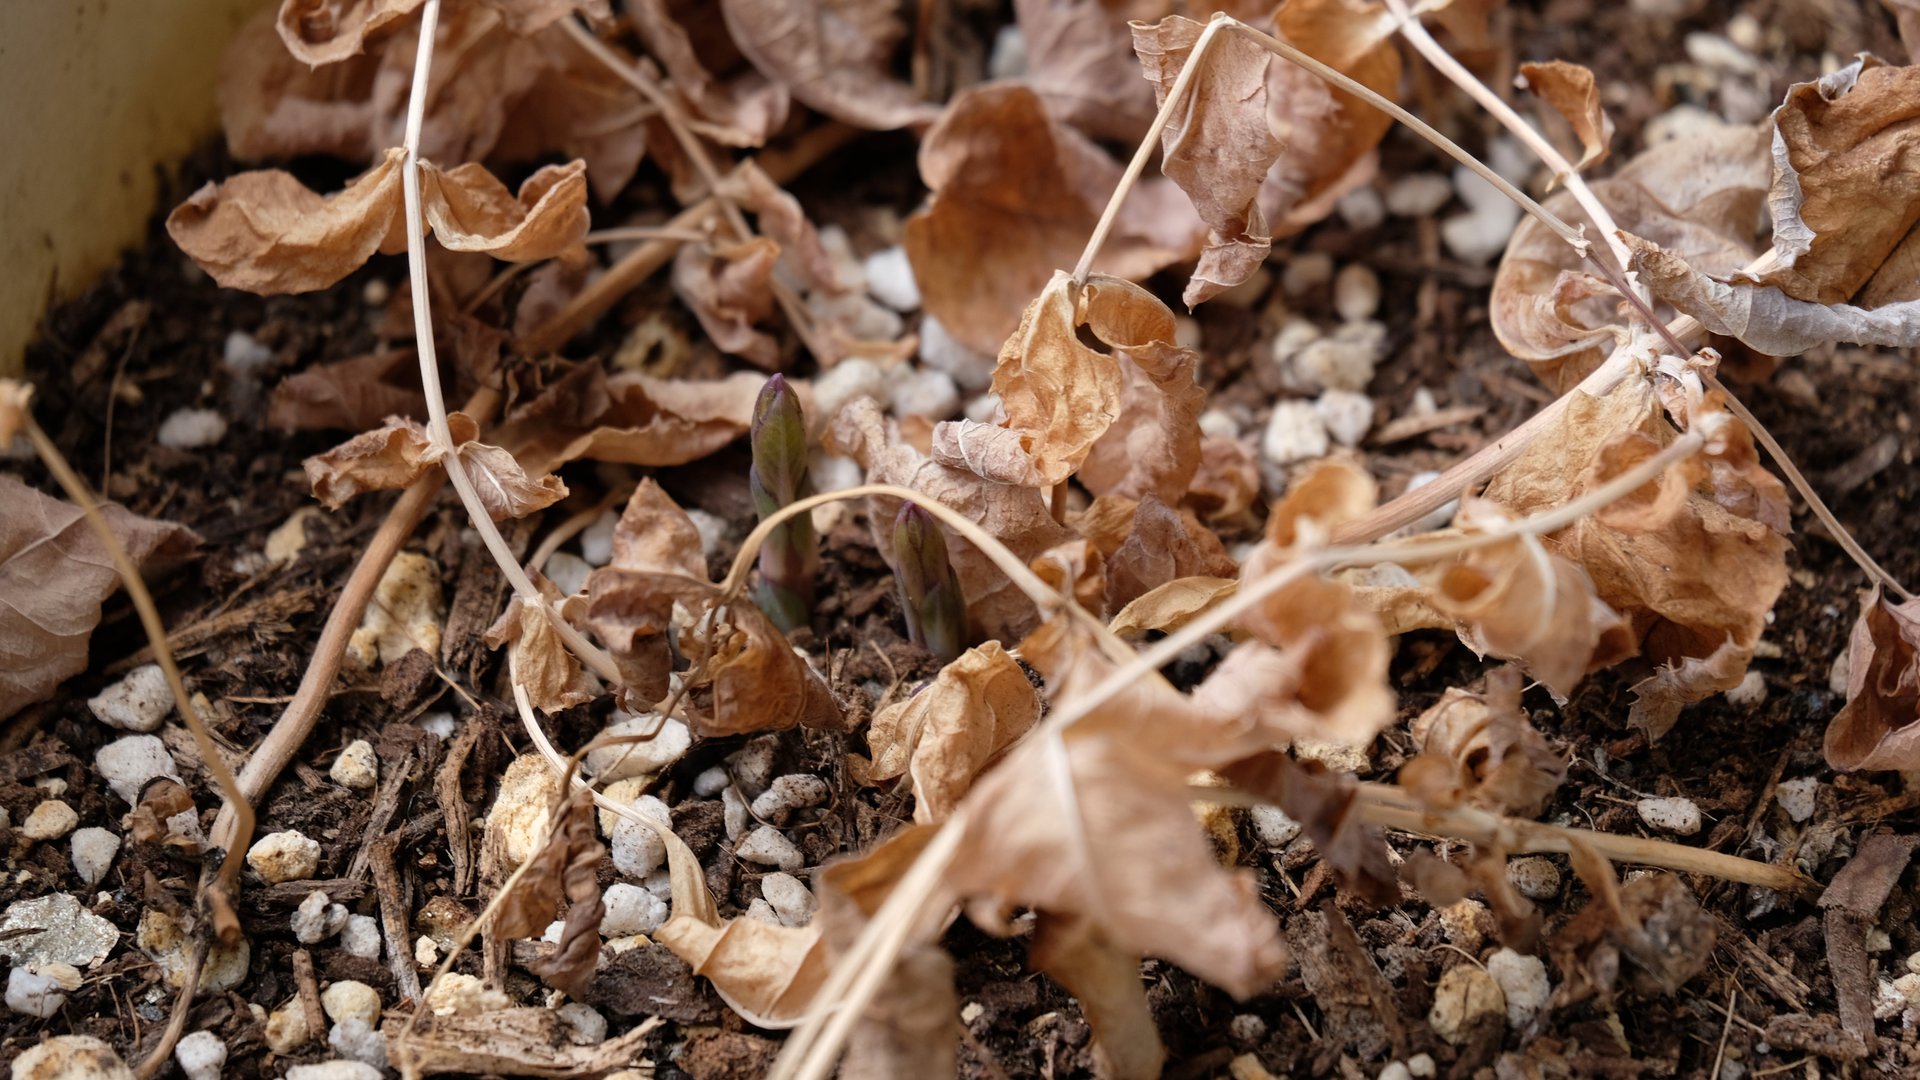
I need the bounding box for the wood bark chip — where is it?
[1817,830,1920,1054]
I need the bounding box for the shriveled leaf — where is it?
[268,349,426,433]
[1220,751,1398,905]
[646,802,828,1027]
[1017,0,1162,144]
[485,573,598,714]
[1131,15,1282,306]
[716,160,841,293]
[1103,496,1239,614]
[830,398,1074,641]
[223,10,383,163]
[0,477,200,721]
[1824,587,1920,773]
[551,371,775,467]
[1492,124,1770,391]
[1076,328,1206,506]
[1627,635,1749,739]
[494,789,604,996]
[456,439,569,522]
[1187,434,1262,525]
[1400,667,1566,818]
[421,159,590,261]
[1482,380,1788,739]
[1030,915,1165,1080]
[580,480,702,703]
[904,83,1199,355]
[717,0,938,131]
[629,0,790,147]
[168,148,407,295]
[1517,60,1613,170]
[276,0,426,66]
[303,416,437,509]
[1031,539,1108,620]
[1261,0,1401,235]
[1108,576,1237,638]
[867,642,1040,822]
[672,236,784,369]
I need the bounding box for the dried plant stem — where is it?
[721,482,1135,665]
[520,122,857,355]
[1704,373,1913,600]
[772,433,1714,1080]
[1071,13,1586,288]
[1348,784,1810,892]
[16,405,255,913]
[399,0,620,686]
[560,18,831,363]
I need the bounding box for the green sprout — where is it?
[750,374,817,633]
[892,502,966,663]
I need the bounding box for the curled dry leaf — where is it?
[931,272,1183,489]
[1219,751,1399,905]
[304,413,566,520]
[673,236,784,368]
[1107,575,1238,639]
[1131,14,1282,307]
[867,641,1040,823]
[718,0,938,131]
[1016,0,1162,144]
[1102,496,1239,614]
[585,482,840,732]
[1187,434,1262,525]
[1492,124,1770,391]
[268,349,427,433]
[1030,914,1165,1080]
[485,572,599,714]
[1824,587,1920,773]
[904,82,1199,355]
[1481,380,1788,738]
[1259,0,1401,235]
[1076,318,1206,507]
[1517,60,1613,170]
[0,476,200,721]
[492,789,605,997]
[168,151,589,295]
[1400,667,1566,818]
[829,398,1073,642]
[628,0,790,147]
[276,0,426,67]
[550,371,778,468]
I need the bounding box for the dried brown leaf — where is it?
[1186,434,1262,525]
[422,159,590,260]
[223,11,383,163]
[1492,124,1770,391]
[867,642,1040,822]
[629,0,790,146]
[1017,0,1163,144]
[718,0,938,130]
[904,83,1199,354]
[1107,575,1238,639]
[303,416,436,509]
[716,160,841,294]
[551,371,774,468]
[1401,667,1565,817]
[1030,914,1165,1080]
[1517,60,1613,170]
[1824,587,1920,773]
[494,789,604,996]
[268,350,427,433]
[672,236,783,368]
[456,438,569,521]
[1077,330,1206,506]
[276,0,426,67]
[485,574,598,714]
[1104,496,1239,614]
[1260,0,1401,235]
[830,397,1074,641]
[1131,14,1282,306]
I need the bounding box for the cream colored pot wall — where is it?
[0,0,264,376]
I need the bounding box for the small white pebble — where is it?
[6,963,81,1018]
[1337,186,1386,231]
[414,936,439,967]
[1333,264,1381,322]
[248,830,322,884]
[746,898,780,925]
[557,1001,608,1045]
[585,715,690,783]
[760,872,818,928]
[863,246,921,312]
[1281,253,1334,297]
[292,891,349,945]
[1907,951,1920,976]
[361,278,392,306]
[157,408,228,449]
[1507,857,1562,901]
[1386,173,1453,217]
[1867,928,1892,953]
[1775,777,1818,824]
[340,915,381,960]
[1229,1013,1266,1043]
[1408,1053,1437,1079]
[728,739,779,792]
[543,551,593,598]
[265,1004,312,1055]
[329,740,379,791]
[692,766,730,797]
[609,795,673,878]
[580,509,618,567]
[918,315,995,392]
[174,1031,227,1080]
[1428,963,1505,1044]
[321,981,381,1026]
[1637,796,1702,836]
[222,331,274,373]
[1725,670,1768,708]
[419,712,458,740]
[889,369,960,420]
[88,665,172,732]
[1486,948,1551,1027]
[1315,389,1373,448]
[1261,401,1329,465]
[1377,1063,1413,1080]
[287,1064,382,1080]
[1197,409,1240,439]
[964,392,1002,423]
[737,826,804,871]
[1251,805,1301,849]
[8,1036,134,1080]
[1173,315,1203,349]
[423,972,509,1017]
[722,785,750,841]
[750,774,829,820]
[21,801,78,842]
[69,828,121,888]
[809,291,901,343]
[95,734,182,805]
[1294,321,1384,392]
[1441,202,1521,265]
[601,883,669,937]
[812,358,889,424]
[328,1017,388,1069]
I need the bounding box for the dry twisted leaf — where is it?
[1517,60,1613,170]
[1401,667,1566,818]
[1824,587,1920,774]
[718,0,937,131]
[867,642,1040,823]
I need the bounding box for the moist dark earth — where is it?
[5,1,1920,1078]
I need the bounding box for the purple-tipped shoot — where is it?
[893,502,966,663]
[750,374,817,633]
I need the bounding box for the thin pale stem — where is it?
[398,0,620,686]
[1704,373,1913,600]
[20,408,255,914]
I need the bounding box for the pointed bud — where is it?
[750,374,817,632]
[893,502,967,663]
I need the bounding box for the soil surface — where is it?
[5,1,1919,1079]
